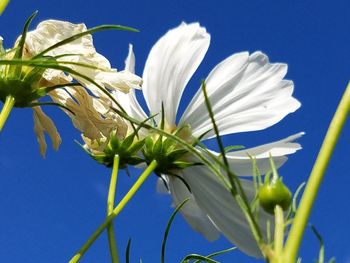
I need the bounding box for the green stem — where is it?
[283,82,350,262]
[107,155,120,263]
[0,0,10,15]
[273,205,284,261]
[69,160,158,263]
[0,95,15,131]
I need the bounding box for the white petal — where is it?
[0,36,5,53]
[142,22,210,127]
[180,51,300,139]
[25,20,92,57]
[165,175,220,241]
[125,44,136,73]
[184,166,273,258]
[212,132,304,176]
[110,45,149,135]
[156,176,169,194]
[33,107,62,157]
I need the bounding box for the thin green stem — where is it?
[69,160,158,263]
[0,95,15,131]
[273,205,284,261]
[201,81,263,245]
[107,155,120,263]
[283,82,350,262]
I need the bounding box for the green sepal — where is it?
[121,133,135,150]
[167,149,188,162]
[171,161,197,169]
[153,136,163,156]
[127,139,145,153]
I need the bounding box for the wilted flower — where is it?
[0,16,141,157]
[115,23,303,257]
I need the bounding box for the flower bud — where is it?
[258,178,292,214]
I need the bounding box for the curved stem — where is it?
[0,95,15,131]
[283,82,350,262]
[69,160,158,263]
[107,155,120,263]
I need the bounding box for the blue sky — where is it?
[1,0,350,262]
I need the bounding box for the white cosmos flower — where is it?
[117,23,303,257]
[14,19,142,156]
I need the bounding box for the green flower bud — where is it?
[258,178,292,214]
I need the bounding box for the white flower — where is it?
[117,22,303,258]
[10,19,142,156]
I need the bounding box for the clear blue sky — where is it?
[1,1,350,262]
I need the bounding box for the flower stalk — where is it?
[282,81,350,262]
[0,0,9,15]
[0,95,15,131]
[69,160,158,263]
[107,155,120,263]
[273,205,284,261]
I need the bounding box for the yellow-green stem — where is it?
[69,160,158,263]
[107,155,120,263]
[0,95,15,131]
[283,82,350,262]
[0,0,10,15]
[273,205,284,261]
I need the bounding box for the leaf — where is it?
[161,198,189,263]
[292,182,306,212]
[29,101,75,115]
[32,24,139,59]
[15,11,38,59]
[310,224,324,263]
[181,254,219,263]
[193,247,236,263]
[125,238,131,263]
[224,145,245,152]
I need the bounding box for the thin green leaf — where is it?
[32,24,139,59]
[161,198,189,263]
[29,101,75,115]
[310,224,324,263]
[200,80,263,243]
[125,238,131,263]
[292,182,306,212]
[181,254,219,263]
[193,247,236,263]
[15,11,38,59]
[201,81,229,169]
[39,82,83,94]
[0,59,130,116]
[224,145,245,152]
